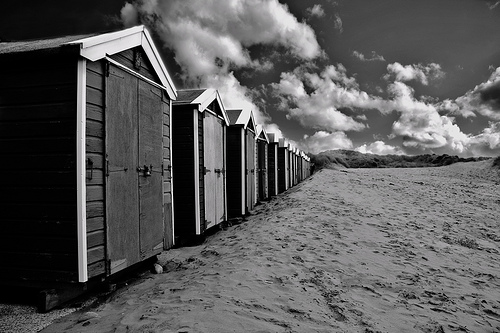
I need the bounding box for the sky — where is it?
[2,0,500,156]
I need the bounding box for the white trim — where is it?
[70,25,144,49]
[105,56,167,91]
[193,109,201,234]
[240,128,245,215]
[76,59,88,282]
[78,33,142,62]
[141,28,177,99]
[180,89,230,126]
[68,25,177,100]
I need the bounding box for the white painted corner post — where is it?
[76,58,88,282]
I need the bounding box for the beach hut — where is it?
[255,126,269,202]
[294,148,301,185]
[277,138,289,193]
[267,133,279,197]
[226,109,257,217]
[288,144,295,187]
[0,26,176,311]
[171,89,229,243]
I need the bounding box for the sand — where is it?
[3,161,500,333]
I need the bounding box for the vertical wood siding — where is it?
[277,148,287,194]
[267,143,277,197]
[0,54,79,282]
[172,105,196,239]
[198,113,205,233]
[85,60,106,278]
[226,127,243,218]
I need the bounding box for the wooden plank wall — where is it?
[267,143,277,197]
[198,113,205,233]
[172,106,196,239]
[162,95,173,249]
[226,126,243,218]
[277,148,287,194]
[0,54,79,282]
[85,60,106,278]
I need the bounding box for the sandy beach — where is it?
[2,160,499,333]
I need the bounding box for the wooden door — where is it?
[203,113,225,229]
[105,65,140,274]
[138,80,163,258]
[106,65,164,275]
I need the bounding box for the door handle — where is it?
[137,165,152,177]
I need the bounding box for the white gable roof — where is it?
[68,25,177,100]
[256,125,270,143]
[228,108,257,131]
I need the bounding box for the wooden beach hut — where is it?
[171,89,229,243]
[0,26,176,310]
[277,138,289,193]
[226,109,257,217]
[255,126,270,202]
[294,148,300,185]
[288,144,295,187]
[267,133,279,197]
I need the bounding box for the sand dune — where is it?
[4,161,500,333]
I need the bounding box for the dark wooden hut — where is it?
[277,138,289,193]
[255,126,269,202]
[288,143,294,188]
[266,133,279,197]
[0,26,177,311]
[171,89,229,243]
[226,109,257,217]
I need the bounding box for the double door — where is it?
[105,64,166,275]
[203,113,225,229]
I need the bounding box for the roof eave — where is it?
[68,25,177,100]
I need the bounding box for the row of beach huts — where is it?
[0,26,312,310]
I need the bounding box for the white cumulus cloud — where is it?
[352,50,386,62]
[439,67,500,120]
[299,131,353,154]
[384,62,445,85]
[355,141,404,155]
[307,4,325,18]
[120,0,322,126]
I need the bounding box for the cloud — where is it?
[333,14,343,33]
[272,65,394,132]
[487,1,500,10]
[120,0,322,126]
[307,4,325,18]
[273,62,476,155]
[439,67,500,120]
[352,50,386,62]
[467,121,500,156]
[355,141,404,155]
[384,62,445,85]
[263,122,284,140]
[299,131,353,153]
[120,3,139,27]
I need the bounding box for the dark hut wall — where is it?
[0,53,79,282]
[226,126,243,218]
[162,94,173,249]
[277,148,287,193]
[172,105,197,238]
[267,143,277,196]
